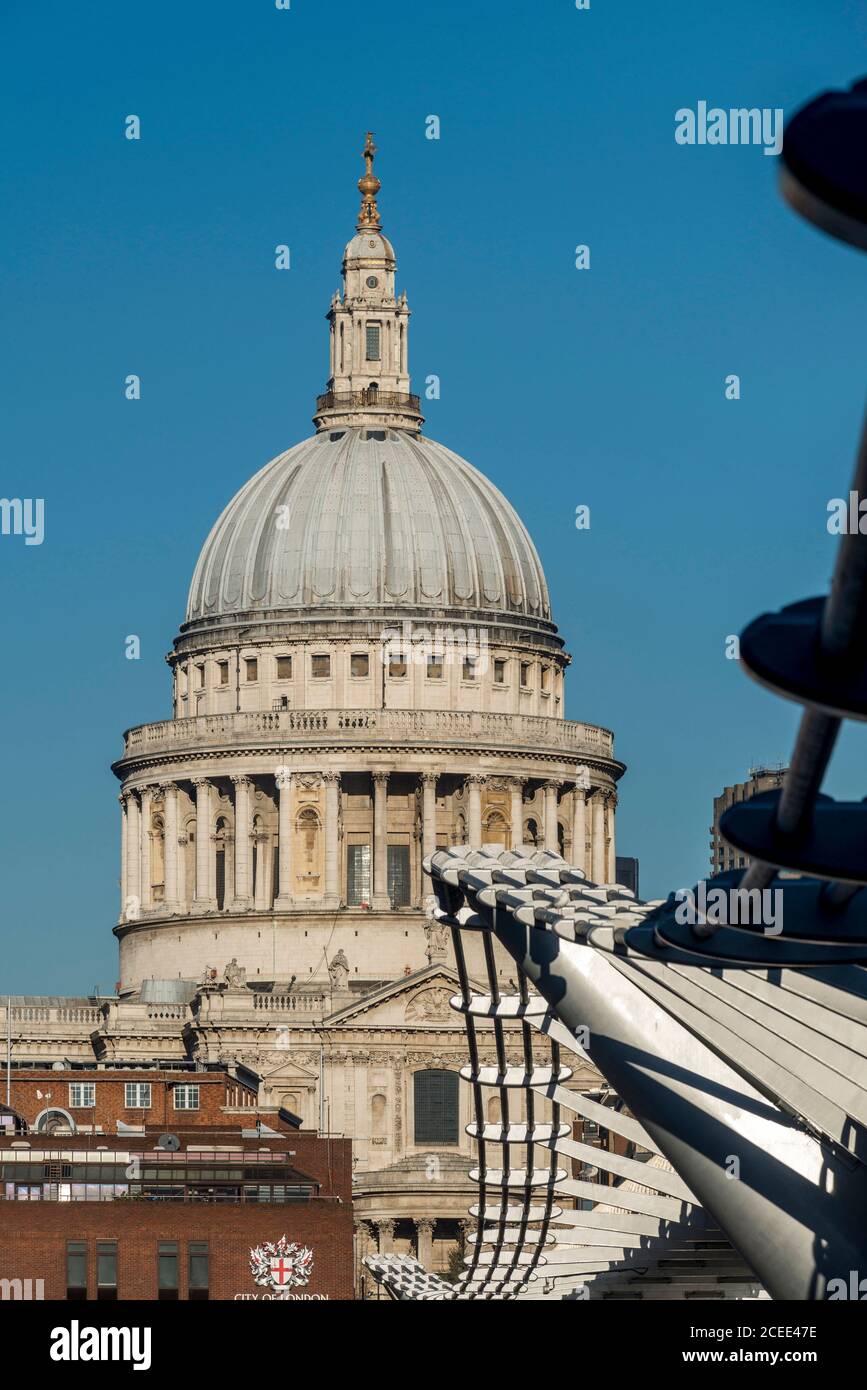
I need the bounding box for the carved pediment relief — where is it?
[405,986,454,1022]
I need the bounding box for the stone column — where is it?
[163,783,179,910]
[606,790,617,883]
[139,786,153,910]
[592,790,606,883]
[572,786,587,874]
[125,792,141,917]
[371,772,390,910]
[177,831,187,910]
[323,772,341,906]
[467,775,484,847]
[119,794,128,921]
[543,781,560,853]
[376,1218,395,1254]
[421,773,437,867]
[415,1217,436,1268]
[274,768,294,909]
[254,825,270,910]
[231,776,252,908]
[193,779,216,909]
[509,778,524,850]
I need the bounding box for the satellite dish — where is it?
[157,1133,181,1152]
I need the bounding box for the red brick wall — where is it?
[8,1072,256,1131]
[0,1199,354,1301]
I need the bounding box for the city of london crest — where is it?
[249,1236,314,1297]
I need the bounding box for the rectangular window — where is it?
[389,657,407,678]
[541,666,550,693]
[158,1242,179,1301]
[462,656,477,681]
[365,322,381,360]
[196,664,205,689]
[350,652,369,678]
[426,655,443,680]
[520,662,531,689]
[66,1241,87,1300]
[69,1083,95,1109]
[218,661,229,686]
[387,844,411,909]
[124,1082,151,1109]
[347,844,371,907]
[493,658,507,684]
[245,657,258,682]
[173,1084,199,1111]
[311,654,331,679]
[188,1242,210,1301]
[96,1241,117,1301]
[276,655,292,679]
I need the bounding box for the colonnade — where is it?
[118,771,617,921]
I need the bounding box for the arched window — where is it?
[487,1095,501,1125]
[455,813,467,845]
[371,1093,387,1138]
[524,818,539,848]
[35,1108,76,1135]
[483,810,508,847]
[414,1069,459,1145]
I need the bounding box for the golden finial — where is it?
[356,131,382,231]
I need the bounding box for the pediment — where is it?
[323,965,470,1029]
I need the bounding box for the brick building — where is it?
[0,1063,354,1301]
[3,1063,262,1136]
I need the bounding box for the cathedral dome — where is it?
[183,427,553,635]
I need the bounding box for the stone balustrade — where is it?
[252,992,328,1014]
[119,707,614,763]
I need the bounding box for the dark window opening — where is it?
[414,1069,459,1145]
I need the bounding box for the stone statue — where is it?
[328,949,350,991]
[223,957,247,990]
[423,895,449,963]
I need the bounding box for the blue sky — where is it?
[1,0,866,992]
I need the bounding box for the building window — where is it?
[520,662,531,689]
[347,843,371,906]
[414,1069,459,1145]
[426,655,443,680]
[541,666,550,693]
[493,658,507,684]
[69,1083,95,1109]
[66,1241,87,1300]
[188,1243,209,1301]
[389,657,407,678]
[158,1242,179,1301]
[350,652,369,678]
[365,322,381,360]
[245,657,258,682]
[462,656,477,681]
[195,665,205,689]
[218,661,229,686]
[311,654,331,679]
[96,1242,118,1301]
[173,1084,199,1111]
[124,1083,151,1109]
[387,844,411,908]
[276,655,292,679]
